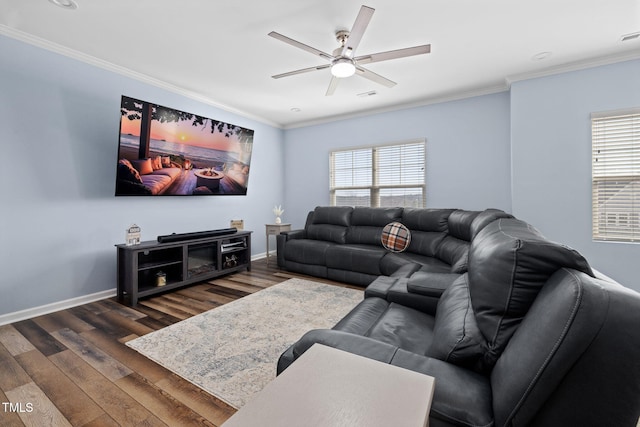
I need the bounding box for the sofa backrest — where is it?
[434,210,481,273]
[467,218,594,373]
[490,269,640,427]
[305,206,353,244]
[469,208,514,239]
[401,208,454,257]
[346,207,403,246]
[432,209,512,274]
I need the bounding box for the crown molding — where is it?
[282,83,510,129]
[0,25,282,129]
[505,50,640,86]
[3,24,638,131]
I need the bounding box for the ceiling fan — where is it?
[268,5,431,96]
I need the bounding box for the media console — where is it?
[116,230,251,306]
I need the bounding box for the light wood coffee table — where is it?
[222,344,435,427]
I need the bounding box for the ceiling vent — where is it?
[357,90,378,98]
[621,32,640,42]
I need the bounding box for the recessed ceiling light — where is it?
[290,107,301,113]
[531,51,552,61]
[621,32,640,42]
[48,0,78,10]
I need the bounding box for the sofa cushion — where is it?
[345,208,403,246]
[434,210,480,273]
[435,236,469,273]
[401,208,454,231]
[365,302,436,355]
[351,207,403,226]
[427,274,484,369]
[151,155,163,170]
[306,206,353,243]
[446,210,480,241]
[151,167,182,180]
[406,231,448,257]
[380,222,411,252]
[326,244,386,275]
[380,252,450,276]
[311,206,353,227]
[468,218,594,372]
[345,226,383,246]
[140,174,172,195]
[306,225,349,244]
[333,298,436,356]
[283,239,337,265]
[131,158,154,175]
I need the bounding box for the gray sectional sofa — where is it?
[277,206,512,285]
[276,207,640,427]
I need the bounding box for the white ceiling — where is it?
[1,0,639,128]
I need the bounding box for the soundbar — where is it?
[157,228,238,243]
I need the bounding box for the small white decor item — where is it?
[125,224,141,246]
[273,205,284,224]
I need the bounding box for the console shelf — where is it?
[116,230,251,306]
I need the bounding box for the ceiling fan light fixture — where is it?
[331,58,356,78]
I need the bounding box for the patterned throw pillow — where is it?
[381,222,411,252]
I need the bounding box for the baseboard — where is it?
[251,252,268,260]
[0,289,116,326]
[1,257,272,326]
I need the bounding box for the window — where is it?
[592,108,640,242]
[330,139,426,208]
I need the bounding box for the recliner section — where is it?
[277,216,640,427]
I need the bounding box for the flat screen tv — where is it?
[115,95,254,196]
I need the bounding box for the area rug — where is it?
[125,278,363,408]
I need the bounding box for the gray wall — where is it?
[1,32,638,318]
[0,35,285,317]
[283,92,512,227]
[510,59,640,290]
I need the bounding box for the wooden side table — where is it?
[265,223,291,265]
[222,344,435,427]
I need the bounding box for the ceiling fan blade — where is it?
[341,5,375,58]
[355,66,396,88]
[326,76,340,96]
[272,64,331,79]
[355,44,431,65]
[268,31,334,61]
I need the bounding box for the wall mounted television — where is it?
[115,95,254,196]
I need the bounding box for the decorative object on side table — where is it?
[273,205,284,224]
[125,224,141,246]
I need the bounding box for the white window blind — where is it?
[592,108,640,242]
[330,139,426,208]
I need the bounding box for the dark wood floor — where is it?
[0,259,347,427]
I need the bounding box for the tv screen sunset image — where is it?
[115,96,254,196]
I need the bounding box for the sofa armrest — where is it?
[390,349,493,427]
[280,229,306,240]
[277,329,399,374]
[276,230,306,267]
[407,272,461,298]
[278,329,493,427]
